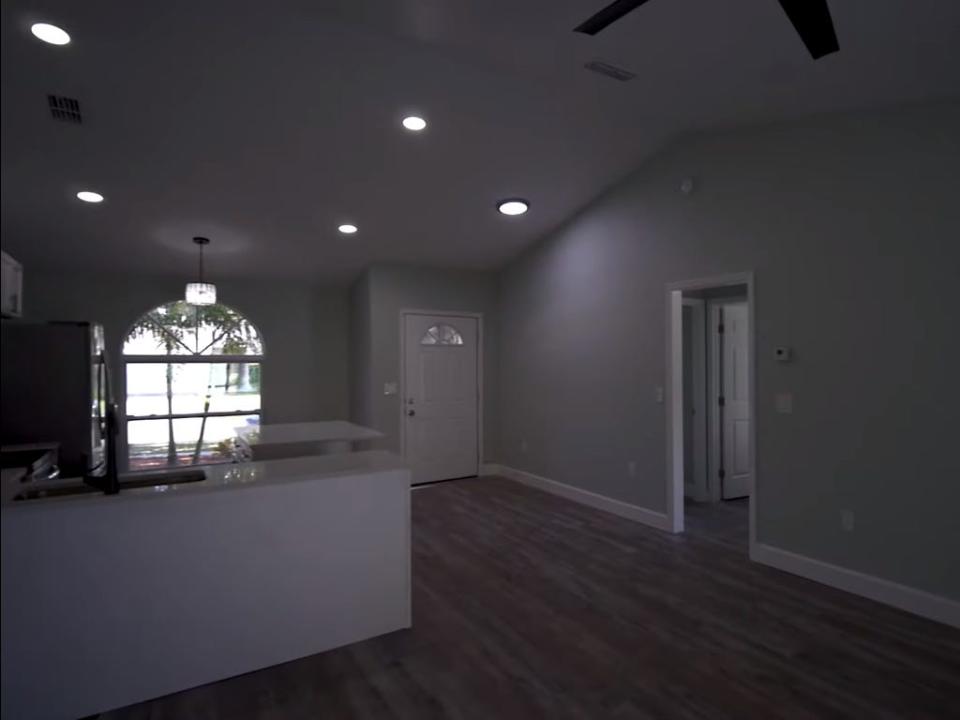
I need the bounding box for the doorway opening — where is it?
[666,274,756,552]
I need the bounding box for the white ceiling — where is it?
[2,1,959,281]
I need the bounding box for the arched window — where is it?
[123,301,263,469]
[420,323,464,346]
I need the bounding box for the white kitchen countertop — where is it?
[1,450,407,508]
[236,420,383,446]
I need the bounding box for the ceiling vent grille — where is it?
[584,60,636,82]
[48,95,82,124]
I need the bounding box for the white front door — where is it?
[719,302,752,499]
[402,313,479,484]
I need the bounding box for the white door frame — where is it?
[665,273,756,550]
[398,309,484,475]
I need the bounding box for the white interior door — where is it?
[403,314,479,484]
[719,302,752,499]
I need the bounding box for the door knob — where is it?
[407,409,415,416]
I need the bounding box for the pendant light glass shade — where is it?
[185,282,216,305]
[185,236,217,305]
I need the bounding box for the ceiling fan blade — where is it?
[574,0,655,36]
[777,0,839,59]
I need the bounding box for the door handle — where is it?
[407,409,415,416]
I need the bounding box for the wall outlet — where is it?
[775,392,793,414]
[520,439,528,453]
[841,510,855,532]
[655,386,665,404]
[627,461,637,478]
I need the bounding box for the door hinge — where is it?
[719,468,726,480]
[718,395,725,407]
[718,323,725,334]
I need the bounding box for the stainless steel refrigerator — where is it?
[1,321,110,479]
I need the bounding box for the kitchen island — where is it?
[235,420,384,460]
[1,451,411,720]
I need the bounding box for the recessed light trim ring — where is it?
[497,198,530,216]
[402,116,427,131]
[31,23,70,45]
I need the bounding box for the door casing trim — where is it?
[665,272,755,545]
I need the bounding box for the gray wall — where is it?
[350,264,500,461]
[23,270,350,469]
[349,271,373,428]
[498,102,960,599]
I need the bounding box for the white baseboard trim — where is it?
[484,465,957,628]
[751,542,960,629]
[489,464,671,532]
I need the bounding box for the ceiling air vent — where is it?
[48,95,82,124]
[584,60,635,82]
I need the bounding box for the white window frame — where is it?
[123,302,265,469]
[123,354,264,466]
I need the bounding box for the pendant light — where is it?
[185,236,217,306]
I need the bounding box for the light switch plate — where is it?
[383,381,398,396]
[655,386,665,404]
[841,510,855,532]
[775,392,793,414]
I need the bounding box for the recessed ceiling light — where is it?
[31,23,70,46]
[338,223,358,234]
[401,116,427,132]
[76,191,104,203]
[497,199,529,216]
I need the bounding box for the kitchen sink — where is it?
[119,468,208,489]
[12,469,207,501]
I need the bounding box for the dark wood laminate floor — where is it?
[106,478,960,720]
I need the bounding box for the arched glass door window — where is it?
[420,323,464,346]
[123,301,263,469]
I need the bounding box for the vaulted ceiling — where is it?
[2,1,959,280]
